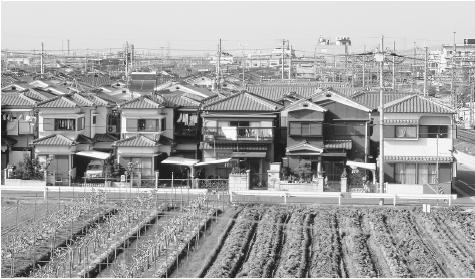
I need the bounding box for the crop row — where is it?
[309,209,342,278]
[31,192,161,278]
[204,207,260,278]
[236,207,287,278]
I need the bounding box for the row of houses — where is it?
[2,77,456,192]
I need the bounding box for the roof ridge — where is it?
[383,94,418,109]
[422,95,456,113]
[18,93,37,105]
[202,90,242,109]
[245,92,280,110]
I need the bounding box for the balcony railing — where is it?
[174,125,199,138]
[203,127,273,141]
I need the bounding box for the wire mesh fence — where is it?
[1,188,230,278]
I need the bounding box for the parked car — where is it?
[85,160,105,179]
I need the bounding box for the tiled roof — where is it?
[75,134,94,144]
[286,141,324,153]
[22,88,53,101]
[385,155,453,162]
[1,93,37,107]
[119,95,163,109]
[69,93,95,107]
[324,140,352,150]
[129,80,156,92]
[113,135,159,147]
[162,93,201,108]
[36,96,78,108]
[202,91,282,112]
[246,85,317,101]
[383,94,455,114]
[351,90,413,110]
[32,134,75,146]
[93,133,119,142]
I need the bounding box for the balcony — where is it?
[203,127,273,142]
[174,124,199,139]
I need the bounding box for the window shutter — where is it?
[43,118,54,131]
[126,118,137,132]
[310,123,322,136]
[289,122,301,136]
[302,123,310,136]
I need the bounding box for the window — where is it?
[161,118,166,132]
[289,122,322,136]
[77,117,85,131]
[230,121,250,127]
[92,116,97,125]
[419,125,448,138]
[393,162,449,184]
[55,119,75,131]
[384,125,417,138]
[137,119,158,132]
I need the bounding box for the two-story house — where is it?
[381,94,456,194]
[199,91,282,186]
[113,94,174,178]
[1,92,37,170]
[279,89,372,186]
[32,93,115,182]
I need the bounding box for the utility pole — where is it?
[40,42,44,76]
[67,39,70,56]
[131,44,135,72]
[216,39,221,89]
[376,35,385,193]
[392,41,396,90]
[412,41,416,91]
[125,41,129,84]
[85,49,88,72]
[281,39,285,80]
[424,46,428,96]
[362,45,366,88]
[452,32,456,108]
[288,41,292,80]
[470,68,474,128]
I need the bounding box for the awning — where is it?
[76,150,111,160]
[195,158,232,167]
[161,156,198,167]
[384,155,453,162]
[346,160,376,171]
[231,152,266,158]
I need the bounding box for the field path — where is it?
[170,207,239,278]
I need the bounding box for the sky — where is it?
[2,1,475,56]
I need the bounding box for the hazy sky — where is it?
[2,1,475,55]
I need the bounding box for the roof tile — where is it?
[203,91,282,111]
[32,134,75,146]
[384,94,455,114]
[113,135,159,147]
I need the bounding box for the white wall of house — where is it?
[38,107,94,139]
[383,113,454,158]
[120,108,174,139]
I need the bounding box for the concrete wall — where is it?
[386,183,423,195]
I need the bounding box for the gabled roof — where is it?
[113,135,159,147]
[286,141,324,154]
[351,90,413,110]
[94,133,119,142]
[69,93,95,107]
[119,95,163,109]
[283,98,327,113]
[32,134,75,146]
[75,134,94,144]
[311,90,372,112]
[22,88,54,101]
[36,95,79,108]
[203,91,282,112]
[383,94,455,114]
[246,85,317,101]
[162,92,202,108]
[1,92,37,107]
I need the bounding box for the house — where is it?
[199,91,282,185]
[280,89,372,188]
[129,71,157,93]
[1,92,38,170]
[114,94,174,178]
[32,93,116,182]
[380,94,456,194]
